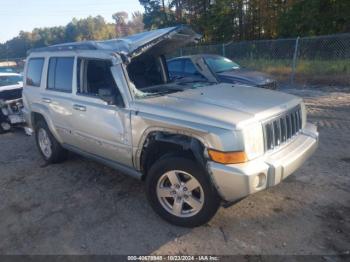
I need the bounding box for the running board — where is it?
[62,144,143,180]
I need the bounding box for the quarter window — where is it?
[26,58,44,87]
[47,57,74,92]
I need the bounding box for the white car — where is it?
[0,72,25,133]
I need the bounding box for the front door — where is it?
[69,57,132,167]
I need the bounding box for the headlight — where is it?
[242,122,264,160]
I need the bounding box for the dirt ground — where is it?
[0,86,349,255]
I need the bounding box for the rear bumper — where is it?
[208,122,318,202]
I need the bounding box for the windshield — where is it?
[0,75,23,87]
[127,54,214,99]
[205,56,240,73]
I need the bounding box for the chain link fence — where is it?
[175,33,350,86]
[1,33,349,86]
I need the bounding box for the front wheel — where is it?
[146,156,221,227]
[0,121,11,134]
[0,111,11,134]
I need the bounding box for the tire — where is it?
[0,111,11,134]
[0,122,11,134]
[146,156,221,227]
[35,120,67,164]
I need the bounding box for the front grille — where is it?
[263,105,302,151]
[0,88,22,100]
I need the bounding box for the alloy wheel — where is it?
[38,128,52,158]
[156,170,204,218]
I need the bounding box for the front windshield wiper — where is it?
[176,79,215,85]
[139,86,186,98]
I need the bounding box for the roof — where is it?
[29,25,200,58]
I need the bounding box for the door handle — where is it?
[42,98,52,103]
[73,104,86,112]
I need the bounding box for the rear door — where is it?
[69,57,132,167]
[23,55,76,144]
[42,56,76,145]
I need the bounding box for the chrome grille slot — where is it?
[264,105,302,151]
[280,117,287,142]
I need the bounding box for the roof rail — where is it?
[27,41,98,55]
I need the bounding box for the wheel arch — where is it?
[30,105,63,143]
[138,130,208,179]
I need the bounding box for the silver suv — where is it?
[22,26,318,227]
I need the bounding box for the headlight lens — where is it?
[242,122,264,160]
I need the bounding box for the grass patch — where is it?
[235,59,350,85]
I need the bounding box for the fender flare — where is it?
[30,103,63,143]
[136,128,208,172]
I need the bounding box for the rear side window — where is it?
[167,60,183,73]
[47,57,74,92]
[26,58,44,87]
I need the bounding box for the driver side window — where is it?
[77,58,124,107]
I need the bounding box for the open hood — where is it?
[30,26,201,60]
[99,25,201,58]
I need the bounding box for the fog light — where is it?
[254,173,266,188]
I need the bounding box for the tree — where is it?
[128,12,145,34]
[0,16,117,59]
[139,0,177,29]
[278,0,350,37]
[113,11,129,36]
[112,11,144,36]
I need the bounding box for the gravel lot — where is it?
[0,86,349,255]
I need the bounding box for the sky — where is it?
[0,0,144,43]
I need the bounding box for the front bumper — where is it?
[0,98,26,125]
[208,122,318,202]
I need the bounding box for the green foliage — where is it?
[139,0,350,42]
[236,58,350,85]
[140,0,178,29]
[278,0,350,37]
[0,14,144,59]
[65,16,116,42]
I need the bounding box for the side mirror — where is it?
[98,88,115,105]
